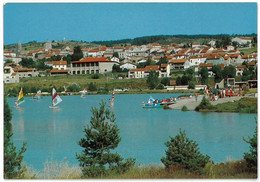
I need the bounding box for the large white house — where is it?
[3,66,19,83]
[120,62,137,70]
[70,57,117,75]
[46,61,67,70]
[128,64,170,79]
[231,37,253,47]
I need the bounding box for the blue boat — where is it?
[142,96,163,108]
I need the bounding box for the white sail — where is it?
[52,88,62,107]
[53,95,62,106]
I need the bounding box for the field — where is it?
[239,47,257,55]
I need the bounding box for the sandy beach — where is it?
[169,95,244,110]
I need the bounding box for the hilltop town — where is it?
[3,35,257,93]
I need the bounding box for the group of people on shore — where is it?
[204,87,242,101]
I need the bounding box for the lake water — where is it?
[7,93,256,171]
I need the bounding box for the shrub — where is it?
[92,73,100,79]
[67,83,81,92]
[195,96,214,111]
[156,83,165,90]
[161,77,170,86]
[243,120,257,173]
[161,129,210,173]
[181,105,189,111]
[188,82,195,89]
[88,82,97,92]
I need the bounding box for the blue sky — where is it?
[4,3,257,45]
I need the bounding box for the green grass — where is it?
[20,160,256,179]
[239,47,257,55]
[200,97,257,113]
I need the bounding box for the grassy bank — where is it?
[4,74,202,97]
[21,160,256,179]
[199,97,257,113]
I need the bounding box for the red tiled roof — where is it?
[51,69,69,73]
[169,59,187,64]
[199,63,213,67]
[47,61,67,65]
[248,62,256,66]
[236,65,247,69]
[72,57,111,63]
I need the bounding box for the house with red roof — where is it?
[235,65,247,76]
[169,59,190,70]
[128,64,170,78]
[70,57,117,75]
[231,37,253,47]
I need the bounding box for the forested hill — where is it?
[91,34,257,46]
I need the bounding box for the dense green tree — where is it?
[76,101,135,177]
[188,81,195,89]
[161,129,210,172]
[181,75,189,85]
[147,71,159,89]
[19,58,35,68]
[67,83,81,92]
[4,59,14,66]
[222,65,236,79]
[212,65,223,83]
[113,52,119,58]
[243,120,257,172]
[161,77,170,86]
[156,56,168,65]
[71,46,83,61]
[199,67,209,85]
[112,64,121,73]
[4,98,27,179]
[88,82,97,91]
[176,76,182,86]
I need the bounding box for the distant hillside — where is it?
[4,33,256,51]
[91,34,257,46]
[4,40,99,52]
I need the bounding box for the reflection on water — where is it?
[7,93,256,171]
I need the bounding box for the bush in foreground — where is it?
[243,120,257,173]
[161,129,210,173]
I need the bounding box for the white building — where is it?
[120,62,137,70]
[3,66,19,83]
[111,57,120,63]
[231,37,252,47]
[46,61,67,70]
[70,57,117,75]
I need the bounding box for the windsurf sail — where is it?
[33,90,41,100]
[51,87,62,107]
[81,89,87,98]
[148,96,155,104]
[16,88,25,106]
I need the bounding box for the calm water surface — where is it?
[7,93,256,171]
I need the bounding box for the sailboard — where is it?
[15,88,25,108]
[49,87,62,109]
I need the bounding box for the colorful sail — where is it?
[52,87,62,106]
[17,88,25,106]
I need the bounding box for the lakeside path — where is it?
[169,95,243,110]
